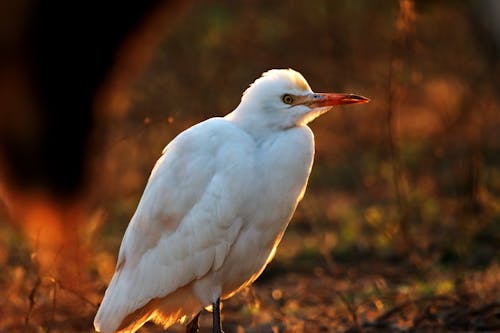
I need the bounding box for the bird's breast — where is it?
[216,126,315,296]
[252,126,315,228]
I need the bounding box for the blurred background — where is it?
[0,0,499,332]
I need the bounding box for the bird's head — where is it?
[233,69,369,130]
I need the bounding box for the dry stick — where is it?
[336,292,363,333]
[368,295,459,328]
[371,298,414,326]
[386,45,407,240]
[46,279,58,333]
[55,279,99,308]
[25,276,41,326]
[24,229,44,329]
[467,301,500,317]
[444,301,500,330]
[386,1,414,254]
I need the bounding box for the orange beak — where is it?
[304,92,370,108]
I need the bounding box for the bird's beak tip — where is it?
[308,93,370,108]
[340,94,370,105]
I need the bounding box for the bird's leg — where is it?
[212,297,224,333]
[186,312,201,333]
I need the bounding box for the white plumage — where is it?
[94,69,368,333]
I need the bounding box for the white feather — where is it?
[94,118,257,332]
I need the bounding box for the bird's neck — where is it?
[225,105,295,140]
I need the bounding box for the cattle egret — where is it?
[94,68,369,333]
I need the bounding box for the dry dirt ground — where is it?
[2,258,499,333]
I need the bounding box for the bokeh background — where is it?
[1,0,499,332]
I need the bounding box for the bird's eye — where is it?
[282,94,294,105]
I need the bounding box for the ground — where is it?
[1,230,499,333]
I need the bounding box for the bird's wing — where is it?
[94,118,256,333]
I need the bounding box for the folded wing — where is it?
[94,118,256,333]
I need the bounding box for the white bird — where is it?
[94,68,369,333]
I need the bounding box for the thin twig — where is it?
[386,0,416,253]
[46,279,58,333]
[337,292,363,333]
[55,279,99,308]
[25,276,41,326]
